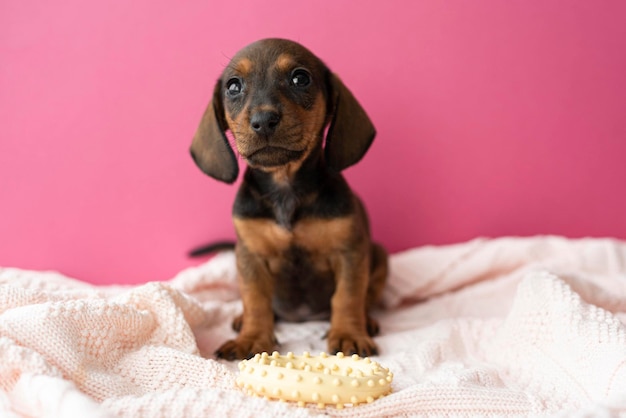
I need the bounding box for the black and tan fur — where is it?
[190,38,387,360]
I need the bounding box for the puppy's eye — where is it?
[290,69,311,88]
[226,78,243,96]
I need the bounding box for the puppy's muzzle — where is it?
[245,109,302,167]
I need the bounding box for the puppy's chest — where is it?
[234,179,355,255]
[233,215,354,257]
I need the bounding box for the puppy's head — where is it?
[190,38,375,183]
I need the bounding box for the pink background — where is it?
[2,1,626,285]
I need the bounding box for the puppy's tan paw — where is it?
[327,330,378,357]
[215,334,277,360]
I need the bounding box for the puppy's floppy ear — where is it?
[189,80,239,184]
[324,74,376,171]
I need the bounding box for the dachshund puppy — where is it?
[190,38,388,360]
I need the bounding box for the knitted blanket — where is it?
[2,236,626,417]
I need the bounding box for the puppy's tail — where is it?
[188,241,236,257]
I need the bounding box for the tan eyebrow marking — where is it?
[276,53,296,72]
[235,58,254,75]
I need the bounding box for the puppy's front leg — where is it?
[327,250,378,356]
[215,247,277,360]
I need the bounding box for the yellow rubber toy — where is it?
[236,351,393,409]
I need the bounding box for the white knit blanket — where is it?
[2,236,626,417]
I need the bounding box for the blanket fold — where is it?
[1,236,626,417]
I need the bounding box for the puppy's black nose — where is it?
[250,111,281,136]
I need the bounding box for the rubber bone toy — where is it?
[236,351,393,409]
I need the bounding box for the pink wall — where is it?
[2,1,625,285]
